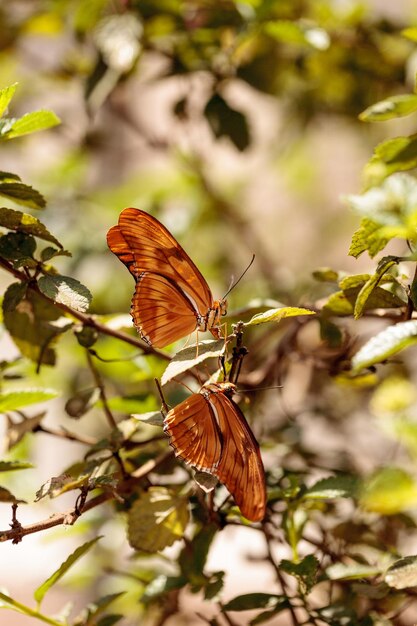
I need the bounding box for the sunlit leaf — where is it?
[0,388,57,412]
[0,84,17,118]
[131,410,164,427]
[326,562,382,580]
[35,474,73,501]
[348,218,388,259]
[161,339,225,385]
[38,274,92,313]
[354,257,398,319]
[371,376,416,414]
[244,306,315,326]
[360,467,417,514]
[364,136,417,186]
[0,183,46,209]
[346,173,417,226]
[359,94,417,122]
[264,20,330,49]
[304,475,360,500]
[127,487,189,552]
[0,207,62,246]
[351,320,417,372]
[3,110,60,140]
[0,460,33,471]
[34,537,101,605]
[385,556,417,589]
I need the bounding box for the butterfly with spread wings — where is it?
[107,208,227,348]
[164,382,267,522]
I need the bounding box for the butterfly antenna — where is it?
[222,254,255,300]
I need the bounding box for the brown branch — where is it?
[0,451,172,543]
[86,350,118,430]
[34,424,97,446]
[0,257,170,361]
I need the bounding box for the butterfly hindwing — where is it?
[164,391,222,471]
[133,273,199,347]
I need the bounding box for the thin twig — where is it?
[86,350,118,430]
[33,424,97,446]
[0,451,172,543]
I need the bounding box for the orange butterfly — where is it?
[107,208,227,348]
[164,382,266,522]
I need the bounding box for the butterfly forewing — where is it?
[208,387,266,522]
[117,208,213,311]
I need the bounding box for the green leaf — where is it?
[131,410,164,427]
[353,257,399,319]
[312,268,340,282]
[65,388,100,418]
[3,287,71,366]
[161,339,225,386]
[38,274,92,313]
[0,207,62,245]
[222,593,285,611]
[127,487,189,552]
[0,84,17,118]
[264,20,329,49]
[34,537,101,605]
[345,173,417,227]
[304,475,360,500]
[360,467,417,514]
[279,555,319,594]
[35,474,75,501]
[0,231,36,261]
[204,94,250,151]
[2,282,27,312]
[0,182,46,209]
[74,325,98,348]
[0,486,25,503]
[326,563,382,581]
[318,318,343,347]
[0,460,33,471]
[348,218,388,259]
[0,388,57,412]
[359,94,417,122]
[385,556,417,589]
[179,523,218,583]
[364,136,417,186]
[402,27,417,42]
[244,306,315,326]
[3,110,60,140]
[351,320,417,373]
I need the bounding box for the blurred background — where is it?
[1,1,417,625]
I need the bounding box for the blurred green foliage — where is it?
[2,1,417,625]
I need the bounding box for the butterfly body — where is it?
[164,382,267,522]
[107,208,227,348]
